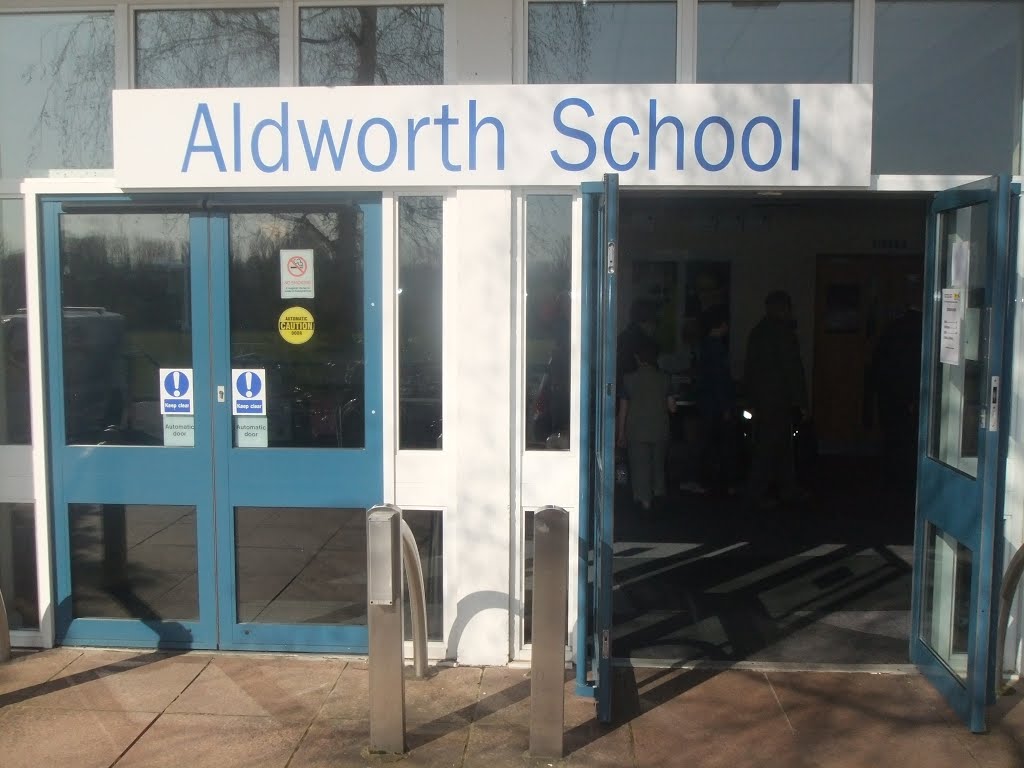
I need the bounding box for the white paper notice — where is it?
[940,288,962,365]
[951,240,970,288]
[280,249,315,298]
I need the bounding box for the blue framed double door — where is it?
[43,195,383,651]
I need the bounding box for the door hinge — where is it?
[606,382,614,396]
[601,629,610,659]
[607,241,617,274]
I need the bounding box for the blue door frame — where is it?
[43,194,383,652]
[910,176,1017,732]
[576,174,619,722]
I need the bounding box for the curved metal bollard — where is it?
[0,588,10,662]
[366,503,430,755]
[996,545,1024,694]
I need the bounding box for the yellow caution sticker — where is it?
[278,306,315,344]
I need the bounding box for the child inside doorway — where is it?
[617,335,677,510]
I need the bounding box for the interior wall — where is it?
[618,195,929,398]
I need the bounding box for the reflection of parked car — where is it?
[4,307,130,444]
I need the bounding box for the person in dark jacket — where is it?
[617,299,658,392]
[693,304,737,495]
[869,290,923,486]
[743,290,808,508]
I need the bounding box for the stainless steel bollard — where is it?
[529,505,569,759]
[366,503,431,754]
[367,505,406,754]
[0,588,10,662]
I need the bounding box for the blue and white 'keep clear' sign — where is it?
[232,368,266,415]
[160,368,194,415]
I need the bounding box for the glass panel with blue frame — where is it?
[528,1,677,84]
[928,203,988,477]
[0,199,30,445]
[525,195,573,451]
[70,503,199,622]
[58,213,192,448]
[398,197,443,450]
[135,9,279,88]
[228,207,365,449]
[233,506,442,636]
[0,12,114,177]
[873,0,1024,175]
[697,0,853,83]
[921,523,972,681]
[300,5,444,85]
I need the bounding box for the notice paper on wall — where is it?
[940,288,962,366]
[280,249,315,298]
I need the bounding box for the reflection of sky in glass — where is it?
[1,200,24,254]
[529,2,677,84]
[873,0,1024,174]
[301,6,444,85]
[0,13,114,178]
[698,0,853,83]
[135,9,279,88]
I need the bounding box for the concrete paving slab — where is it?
[115,713,307,768]
[320,662,369,719]
[405,665,482,727]
[165,654,344,723]
[0,706,156,768]
[0,648,82,699]
[13,650,209,713]
[462,722,532,768]
[473,667,594,728]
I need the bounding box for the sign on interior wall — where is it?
[113,84,872,188]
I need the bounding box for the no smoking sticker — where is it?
[280,248,315,298]
[279,306,315,344]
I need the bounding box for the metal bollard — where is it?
[0,588,10,662]
[529,505,569,759]
[366,503,431,754]
[367,504,406,754]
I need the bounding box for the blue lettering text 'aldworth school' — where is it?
[179,97,802,178]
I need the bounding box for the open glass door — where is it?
[912,175,1014,732]
[576,174,619,722]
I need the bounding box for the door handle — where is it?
[989,375,1000,432]
[217,386,226,403]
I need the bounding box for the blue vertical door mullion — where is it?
[208,211,236,647]
[42,200,74,635]
[576,184,601,698]
[595,173,619,723]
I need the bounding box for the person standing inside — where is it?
[694,304,737,495]
[617,335,676,511]
[743,290,808,508]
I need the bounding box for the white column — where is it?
[450,188,513,664]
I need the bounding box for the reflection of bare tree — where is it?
[135,9,279,88]
[300,6,444,86]
[527,3,597,84]
[14,13,114,173]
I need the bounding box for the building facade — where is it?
[1,0,1023,730]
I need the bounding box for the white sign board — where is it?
[280,249,315,298]
[940,289,962,366]
[113,84,873,189]
[235,416,269,448]
[163,415,195,447]
[231,368,266,416]
[159,368,194,415]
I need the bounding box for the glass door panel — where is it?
[44,203,217,648]
[911,176,1013,733]
[212,200,383,652]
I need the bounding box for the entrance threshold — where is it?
[617,658,918,675]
